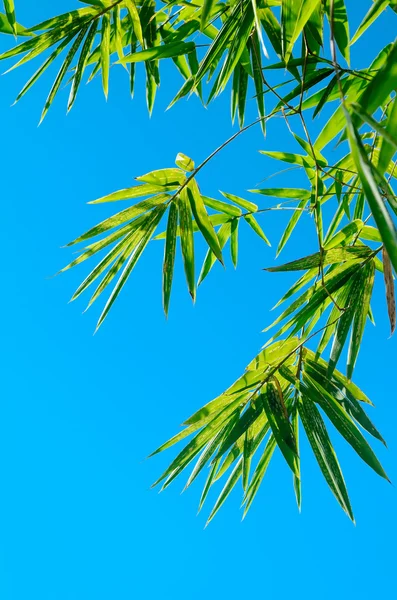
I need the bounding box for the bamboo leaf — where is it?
[298,391,354,521]
[345,108,397,274]
[382,247,396,335]
[101,12,110,99]
[303,373,389,481]
[162,202,178,317]
[187,180,224,264]
[260,382,299,477]
[179,188,196,300]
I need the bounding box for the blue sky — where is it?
[0,1,396,598]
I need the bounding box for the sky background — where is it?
[0,1,396,598]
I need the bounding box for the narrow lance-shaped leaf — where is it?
[198,222,231,285]
[347,261,375,378]
[3,0,16,36]
[40,25,89,123]
[230,219,238,268]
[303,373,389,481]
[162,201,178,317]
[297,391,354,521]
[382,247,396,335]
[101,12,110,99]
[68,20,98,111]
[292,407,301,511]
[187,180,224,264]
[345,108,397,273]
[328,272,363,376]
[281,0,320,64]
[351,0,390,45]
[244,214,271,246]
[124,0,144,46]
[178,188,196,300]
[325,0,350,64]
[96,204,167,330]
[378,98,397,174]
[260,382,299,477]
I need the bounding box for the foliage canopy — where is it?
[1,0,396,524]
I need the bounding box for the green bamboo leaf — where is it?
[298,391,354,521]
[260,150,314,168]
[220,191,258,213]
[351,0,391,46]
[198,222,231,285]
[203,196,242,217]
[249,32,265,135]
[136,168,185,187]
[162,202,178,317]
[175,153,195,172]
[242,426,254,491]
[124,0,144,46]
[238,63,248,128]
[120,40,195,64]
[40,25,89,123]
[193,0,244,91]
[13,33,75,105]
[347,261,375,377]
[260,382,299,477]
[206,458,242,525]
[324,0,350,64]
[230,219,238,268]
[281,0,320,64]
[328,272,363,376]
[211,2,254,97]
[153,395,244,486]
[187,180,224,264]
[85,239,138,310]
[359,226,382,243]
[244,214,271,246]
[101,12,110,99]
[200,0,216,31]
[345,108,397,273]
[276,197,308,256]
[350,103,397,152]
[304,350,373,405]
[303,373,389,481]
[242,435,277,517]
[323,220,364,250]
[265,246,371,272]
[231,60,240,124]
[303,360,385,443]
[250,188,311,199]
[355,41,397,124]
[382,247,396,335]
[378,98,397,174]
[292,407,301,510]
[129,40,136,97]
[273,268,318,309]
[68,194,169,245]
[185,420,235,491]
[68,20,98,111]
[0,11,27,35]
[112,4,125,65]
[316,281,352,356]
[60,215,147,274]
[89,184,170,204]
[96,204,167,330]
[70,215,151,301]
[25,7,97,34]
[3,0,17,36]
[179,188,196,300]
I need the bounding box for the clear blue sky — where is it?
[0,1,396,598]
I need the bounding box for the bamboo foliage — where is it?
[1,0,396,522]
